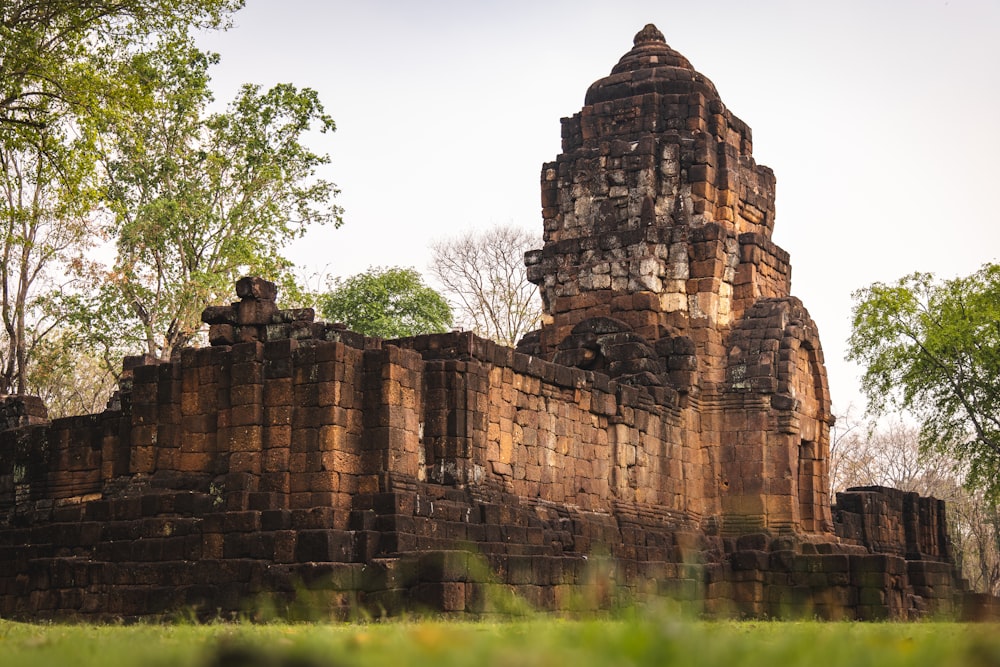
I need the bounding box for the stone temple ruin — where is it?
[0,25,987,620]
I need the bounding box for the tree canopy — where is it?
[319,267,452,339]
[0,77,100,395]
[0,0,342,412]
[0,0,242,136]
[0,1,246,395]
[87,39,341,360]
[430,225,541,347]
[847,263,1000,500]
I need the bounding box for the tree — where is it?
[0,0,242,393]
[828,407,865,497]
[89,40,341,360]
[430,225,541,347]
[830,419,960,498]
[319,266,452,339]
[952,486,1000,596]
[848,264,1000,501]
[26,329,118,418]
[0,86,100,395]
[0,0,241,136]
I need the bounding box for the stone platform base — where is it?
[0,482,977,621]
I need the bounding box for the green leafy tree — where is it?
[0,86,101,395]
[319,267,453,339]
[0,0,242,395]
[847,264,1000,500]
[90,41,341,360]
[0,0,242,136]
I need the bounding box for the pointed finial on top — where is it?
[633,24,665,46]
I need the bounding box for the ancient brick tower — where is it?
[519,24,833,536]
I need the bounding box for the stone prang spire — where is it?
[520,24,832,534]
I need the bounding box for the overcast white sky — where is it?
[196,0,1000,415]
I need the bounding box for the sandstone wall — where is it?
[0,317,970,620]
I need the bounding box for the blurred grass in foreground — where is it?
[1,613,999,667]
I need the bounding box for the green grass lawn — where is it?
[1,613,998,667]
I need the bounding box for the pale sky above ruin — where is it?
[196,0,1000,415]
